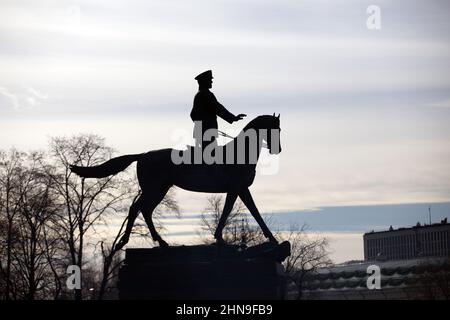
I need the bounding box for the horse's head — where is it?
[267,113,281,155]
[244,113,282,155]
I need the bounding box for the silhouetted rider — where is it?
[190,70,246,149]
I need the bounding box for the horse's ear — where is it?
[277,114,280,119]
[272,112,275,117]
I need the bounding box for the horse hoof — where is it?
[115,236,129,251]
[158,240,169,248]
[215,237,226,245]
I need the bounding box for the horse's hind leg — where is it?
[141,186,171,247]
[214,192,238,244]
[115,194,143,250]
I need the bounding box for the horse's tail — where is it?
[70,154,142,178]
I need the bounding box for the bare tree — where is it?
[0,150,65,300]
[1,137,182,300]
[198,196,331,300]
[10,152,62,299]
[42,223,66,300]
[43,134,133,300]
[199,194,265,246]
[413,258,450,300]
[280,224,332,300]
[96,187,179,300]
[96,200,134,301]
[0,149,27,299]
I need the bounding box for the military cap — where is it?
[195,70,213,81]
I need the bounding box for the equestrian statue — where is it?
[70,70,282,250]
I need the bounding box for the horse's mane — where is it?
[220,115,278,148]
[243,115,276,131]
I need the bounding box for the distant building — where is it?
[296,218,450,300]
[300,258,450,300]
[364,218,450,261]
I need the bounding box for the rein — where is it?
[218,130,235,140]
[218,130,269,149]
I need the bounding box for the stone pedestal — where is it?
[118,242,290,300]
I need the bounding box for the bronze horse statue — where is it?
[70,114,282,249]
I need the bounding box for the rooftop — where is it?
[364,218,449,236]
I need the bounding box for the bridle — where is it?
[218,130,269,149]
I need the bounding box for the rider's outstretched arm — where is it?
[215,99,246,123]
[215,100,236,123]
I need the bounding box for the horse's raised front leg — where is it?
[239,188,277,243]
[214,192,238,244]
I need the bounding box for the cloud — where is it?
[0,86,48,110]
[0,0,449,212]
[1,0,449,119]
[0,86,20,110]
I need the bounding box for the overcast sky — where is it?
[1,0,450,219]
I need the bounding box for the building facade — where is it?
[300,258,450,300]
[364,219,450,261]
[296,219,450,300]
